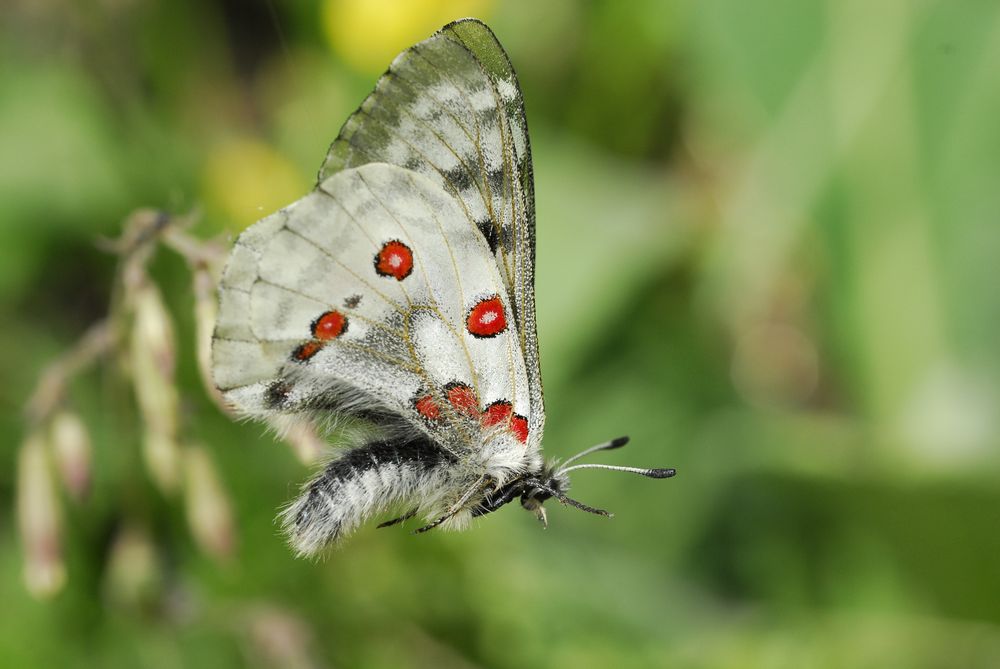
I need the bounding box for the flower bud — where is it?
[143,429,182,493]
[50,410,92,502]
[242,605,318,669]
[103,525,162,611]
[279,419,325,465]
[17,431,66,598]
[184,445,237,561]
[130,281,181,491]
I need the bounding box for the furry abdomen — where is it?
[280,436,459,555]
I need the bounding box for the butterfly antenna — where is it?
[558,463,676,479]
[555,436,676,479]
[557,436,631,470]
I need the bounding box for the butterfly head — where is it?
[514,462,570,527]
[474,436,676,527]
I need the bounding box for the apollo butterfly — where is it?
[211,19,675,556]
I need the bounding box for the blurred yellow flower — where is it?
[201,139,307,230]
[321,0,493,73]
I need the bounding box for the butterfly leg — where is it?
[377,508,417,529]
[413,475,493,534]
[534,505,549,529]
[533,483,614,518]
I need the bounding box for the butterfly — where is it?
[211,18,675,556]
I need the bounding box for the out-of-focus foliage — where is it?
[2,0,1000,667]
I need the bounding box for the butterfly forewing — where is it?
[213,164,531,453]
[318,19,543,434]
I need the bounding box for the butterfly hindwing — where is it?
[319,19,543,434]
[213,163,532,453]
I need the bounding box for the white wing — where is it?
[319,19,544,437]
[212,163,532,454]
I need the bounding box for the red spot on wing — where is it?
[292,340,323,362]
[374,240,413,280]
[417,385,528,442]
[312,310,348,340]
[414,394,440,420]
[483,400,529,443]
[482,400,513,427]
[446,383,479,416]
[466,296,507,338]
[511,414,529,443]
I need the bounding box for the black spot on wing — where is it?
[486,166,505,195]
[265,380,293,409]
[477,219,500,255]
[441,164,475,192]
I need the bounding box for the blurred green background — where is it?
[3,0,1000,667]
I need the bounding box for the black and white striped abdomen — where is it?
[280,437,457,555]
